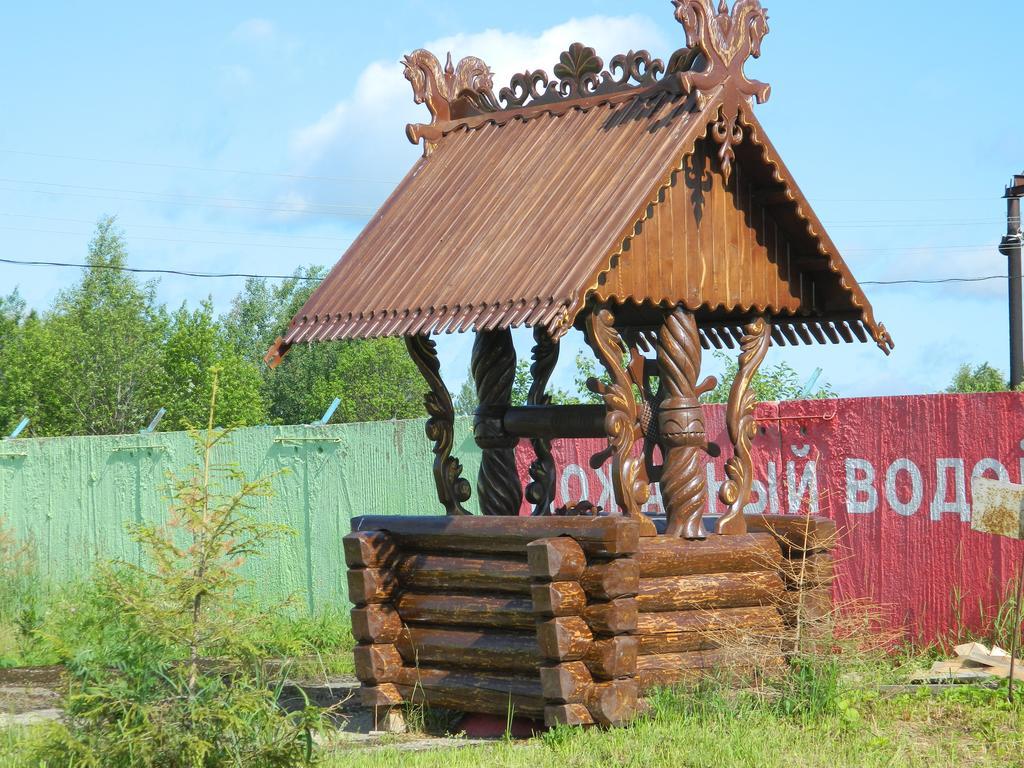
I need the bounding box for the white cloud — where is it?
[286,15,671,211]
[232,18,277,44]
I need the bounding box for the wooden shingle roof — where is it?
[269,0,892,365]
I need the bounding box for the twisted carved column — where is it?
[526,326,559,515]
[406,335,471,516]
[584,309,656,536]
[718,317,772,535]
[656,308,717,540]
[472,328,523,516]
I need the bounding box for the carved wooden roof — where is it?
[270,0,892,365]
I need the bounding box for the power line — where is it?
[0,254,1015,288]
[861,275,1008,286]
[0,148,399,185]
[0,256,324,281]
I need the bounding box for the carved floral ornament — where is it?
[402,0,771,177]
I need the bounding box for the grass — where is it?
[312,679,1024,768]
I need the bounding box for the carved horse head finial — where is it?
[403,49,495,153]
[403,49,495,125]
[672,0,771,104]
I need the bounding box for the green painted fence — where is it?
[0,419,482,612]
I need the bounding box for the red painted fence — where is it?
[515,392,1024,643]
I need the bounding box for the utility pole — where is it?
[1000,174,1024,389]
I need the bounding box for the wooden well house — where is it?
[267,0,891,727]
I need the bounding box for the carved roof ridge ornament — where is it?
[673,0,771,183]
[403,49,495,153]
[404,45,686,151]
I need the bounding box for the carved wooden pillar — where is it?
[526,326,559,515]
[656,307,717,540]
[718,317,772,535]
[584,308,656,536]
[405,335,472,515]
[472,328,522,516]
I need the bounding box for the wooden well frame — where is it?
[345,514,835,727]
[266,0,884,729]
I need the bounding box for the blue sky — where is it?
[1,0,1022,406]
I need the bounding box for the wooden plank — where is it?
[583,598,638,635]
[360,683,404,707]
[394,668,544,719]
[584,635,638,680]
[637,570,785,612]
[343,531,399,569]
[636,648,785,690]
[397,553,532,594]
[532,582,588,617]
[581,559,640,601]
[779,586,833,625]
[540,661,592,704]
[353,644,403,685]
[536,617,594,662]
[587,678,638,727]
[745,515,837,553]
[395,626,539,673]
[545,703,595,727]
[779,553,835,588]
[352,515,639,557]
[347,568,399,606]
[351,605,403,644]
[636,533,781,578]
[527,537,587,581]
[396,592,535,630]
[636,606,784,655]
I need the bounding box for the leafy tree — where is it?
[267,339,427,425]
[946,362,1011,394]
[453,353,598,416]
[227,269,428,425]
[158,301,267,430]
[453,372,477,416]
[43,217,168,435]
[222,269,326,364]
[703,352,836,403]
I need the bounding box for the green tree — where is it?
[34,374,319,767]
[226,270,427,425]
[157,301,267,430]
[41,217,168,435]
[946,362,1011,393]
[453,372,477,416]
[703,352,835,403]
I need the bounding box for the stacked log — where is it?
[748,515,837,645]
[529,535,640,727]
[633,532,787,691]
[346,516,641,723]
[344,514,837,725]
[344,530,405,710]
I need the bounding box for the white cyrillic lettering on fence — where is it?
[845,458,877,515]
[930,458,969,522]
[971,458,1011,483]
[787,459,819,515]
[593,463,614,511]
[706,463,723,515]
[884,458,923,517]
[560,464,589,506]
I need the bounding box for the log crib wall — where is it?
[345,515,835,728]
